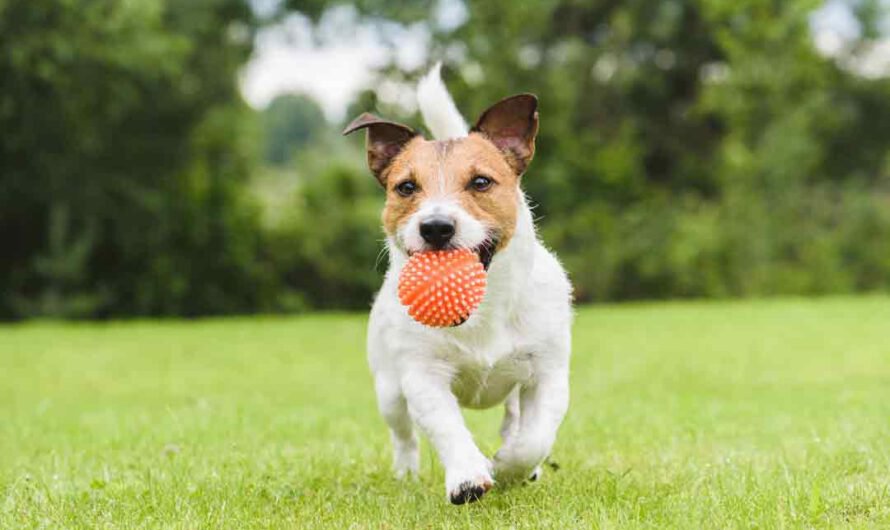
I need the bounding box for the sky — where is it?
[239,0,889,122]
[240,1,466,121]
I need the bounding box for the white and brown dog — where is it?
[344,64,572,505]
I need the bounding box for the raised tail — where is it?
[417,62,468,140]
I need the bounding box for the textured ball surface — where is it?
[398,248,487,328]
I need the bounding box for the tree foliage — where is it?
[3,0,890,319]
[0,0,274,318]
[261,95,326,166]
[320,0,890,302]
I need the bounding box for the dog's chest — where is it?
[444,321,533,409]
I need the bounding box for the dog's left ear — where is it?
[472,94,539,175]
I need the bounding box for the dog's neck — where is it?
[480,192,536,310]
[386,192,537,329]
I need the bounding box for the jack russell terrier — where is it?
[343,64,573,505]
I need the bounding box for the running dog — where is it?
[344,64,572,505]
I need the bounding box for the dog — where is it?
[343,63,572,505]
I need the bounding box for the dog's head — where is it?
[343,95,538,269]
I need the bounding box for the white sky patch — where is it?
[810,0,890,79]
[810,0,861,56]
[434,0,469,32]
[240,8,389,121]
[844,39,890,78]
[240,3,449,121]
[250,0,283,20]
[241,1,890,122]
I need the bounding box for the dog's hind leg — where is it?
[499,386,543,482]
[493,359,570,483]
[375,372,419,479]
[499,386,520,446]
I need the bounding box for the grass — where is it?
[2,297,890,528]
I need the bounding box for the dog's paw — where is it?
[493,436,551,483]
[493,464,533,483]
[493,451,540,483]
[449,479,492,505]
[394,463,419,480]
[392,443,420,479]
[445,459,494,505]
[527,459,559,482]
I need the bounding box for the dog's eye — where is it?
[395,181,418,197]
[469,175,493,192]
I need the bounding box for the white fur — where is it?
[397,197,488,255]
[368,70,573,503]
[417,62,469,140]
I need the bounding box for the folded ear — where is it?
[343,113,419,184]
[472,94,539,175]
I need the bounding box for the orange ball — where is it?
[398,248,487,328]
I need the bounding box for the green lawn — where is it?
[2,297,890,528]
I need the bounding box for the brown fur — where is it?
[344,93,539,254]
[381,133,520,251]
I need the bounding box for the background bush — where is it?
[0,0,275,318]
[2,0,890,319]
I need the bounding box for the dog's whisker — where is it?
[374,241,390,272]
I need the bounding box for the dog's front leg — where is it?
[374,371,419,479]
[493,362,569,482]
[401,366,493,504]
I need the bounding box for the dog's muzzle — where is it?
[419,215,456,249]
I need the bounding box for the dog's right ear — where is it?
[343,113,419,185]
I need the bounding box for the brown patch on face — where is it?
[450,135,520,251]
[381,133,520,252]
[380,136,426,237]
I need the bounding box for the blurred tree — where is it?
[4,0,890,319]
[9,204,105,318]
[0,0,276,318]
[267,140,386,310]
[261,94,326,166]
[294,0,890,301]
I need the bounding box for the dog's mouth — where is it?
[474,239,497,270]
[407,238,499,271]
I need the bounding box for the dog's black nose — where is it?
[420,216,456,248]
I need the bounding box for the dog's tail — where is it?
[417,62,468,140]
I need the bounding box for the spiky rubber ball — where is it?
[398,248,487,327]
